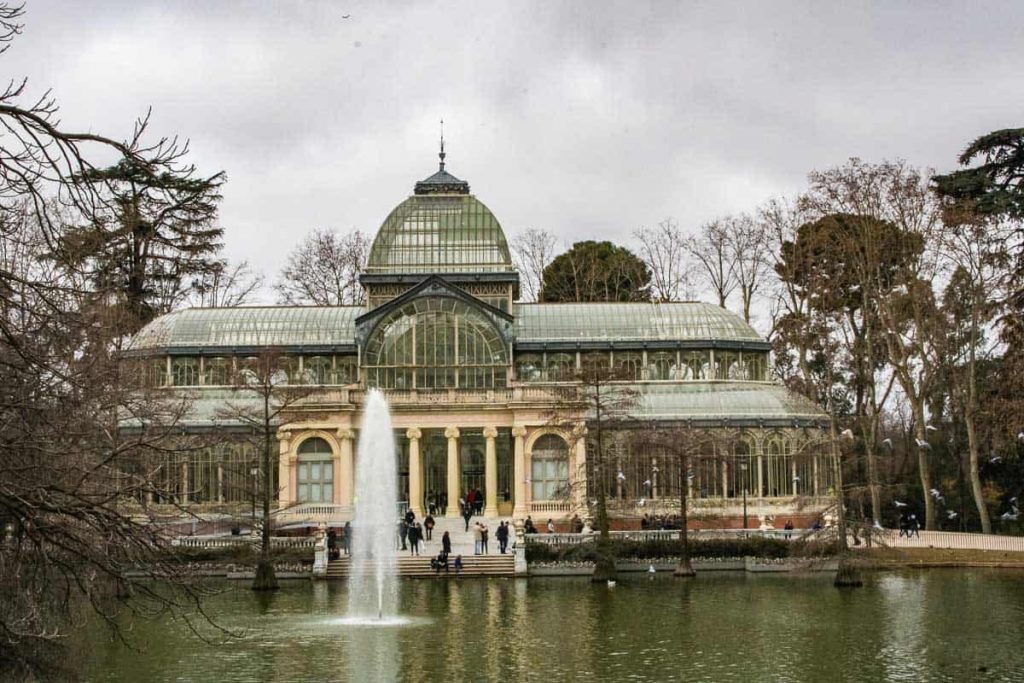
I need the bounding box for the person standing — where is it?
[473,522,483,555]
[481,523,489,554]
[496,521,509,554]
[342,521,352,555]
[398,519,409,551]
[442,530,452,556]
[547,518,555,533]
[408,523,421,556]
[424,513,435,541]
[474,487,484,515]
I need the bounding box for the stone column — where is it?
[277,432,292,506]
[445,427,460,518]
[813,455,820,496]
[791,459,798,496]
[574,433,587,512]
[722,460,729,499]
[512,426,528,518]
[652,457,659,500]
[483,426,499,517]
[337,429,355,514]
[757,453,764,498]
[217,463,224,503]
[407,428,424,518]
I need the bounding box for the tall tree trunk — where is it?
[253,397,279,591]
[910,400,936,531]
[591,384,616,582]
[674,451,695,577]
[965,412,991,533]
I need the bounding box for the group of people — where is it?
[398,509,437,555]
[325,522,352,561]
[898,513,922,538]
[522,516,560,534]
[471,520,514,554]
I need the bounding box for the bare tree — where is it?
[510,228,558,302]
[685,219,738,308]
[727,213,772,324]
[803,159,944,530]
[186,258,264,308]
[218,350,318,591]
[274,228,368,306]
[0,6,234,673]
[633,218,695,302]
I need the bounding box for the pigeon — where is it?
[930,488,942,499]
[840,428,854,440]
[792,476,801,483]
[894,500,907,508]
[881,438,893,449]
[642,479,652,488]
[607,580,617,587]
[1001,510,1019,521]
[925,425,938,432]
[990,455,1003,464]
[947,511,958,519]
[915,439,931,450]
[1011,497,1018,504]
[1018,431,1024,442]
[342,14,351,19]
[686,471,695,481]
[616,471,626,482]
[637,498,646,507]
[648,564,656,574]
[873,521,884,529]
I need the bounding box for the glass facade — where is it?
[364,297,509,390]
[531,434,569,501]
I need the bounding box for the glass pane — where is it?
[311,463,321,480]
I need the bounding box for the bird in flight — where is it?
[881,438,893,449]
[342,14,351,19]
[894,500,907,507]
[840,428,854,439]
[914,439,931,450]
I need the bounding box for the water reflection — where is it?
[84,571,1024,682]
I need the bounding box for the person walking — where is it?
[466,489,476,516]
[462,502,474,532]
[405,508,415,526]
[442,530,452,556]
[424,513,435,541]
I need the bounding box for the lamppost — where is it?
[739,460,748,532]
[250,463,259,533]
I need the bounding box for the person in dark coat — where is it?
[343,521,352,554]
[405,508,415,526]
[524,516,537,534]
[441,530,452,555]
[462,502,473,532]
[424,513,435,541]
[496,521,509,554]
[408,523,421,555]
[474,487,484,515]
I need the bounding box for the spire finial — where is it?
[439,118,446,171]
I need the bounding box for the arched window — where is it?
[615,351,643,381]
[647,351,674,380]
[742,352,767,381]
[516,354,543,383]
[364,297,509,390]
[531,434,569,501]
[714,350,740,380]
[171,357,200,386]
[297,437,334,503]
[682,351,709,380]
[765,435,793,498]
[545,353,576,382]
[203,357,231,386]
[581,352,609,375]
[303,356,334,385]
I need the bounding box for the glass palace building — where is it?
[129,158,833,527]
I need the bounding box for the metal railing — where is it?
[524,528,808,546]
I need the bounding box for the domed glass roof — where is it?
[365,164,513,274]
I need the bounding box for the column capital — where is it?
[512,426,528,438]
[336,428,356,441]
[483,426,499,439]
[445,426,460,440]
[276,430,291,442]
[406,427,422,440]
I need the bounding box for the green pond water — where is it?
[83,570,1024,682]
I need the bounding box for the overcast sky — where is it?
[9,1,1024,305]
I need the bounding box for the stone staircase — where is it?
[326,553,514,578]
[325,513,519,579]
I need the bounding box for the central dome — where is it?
[365,167,513,274]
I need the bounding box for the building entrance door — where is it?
[460,431,485,508]
[422,430,447,514]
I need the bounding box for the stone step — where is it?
[326,554,514,578]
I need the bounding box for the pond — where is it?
[84,570,1024,682]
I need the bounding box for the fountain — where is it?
[344,389,400,624]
